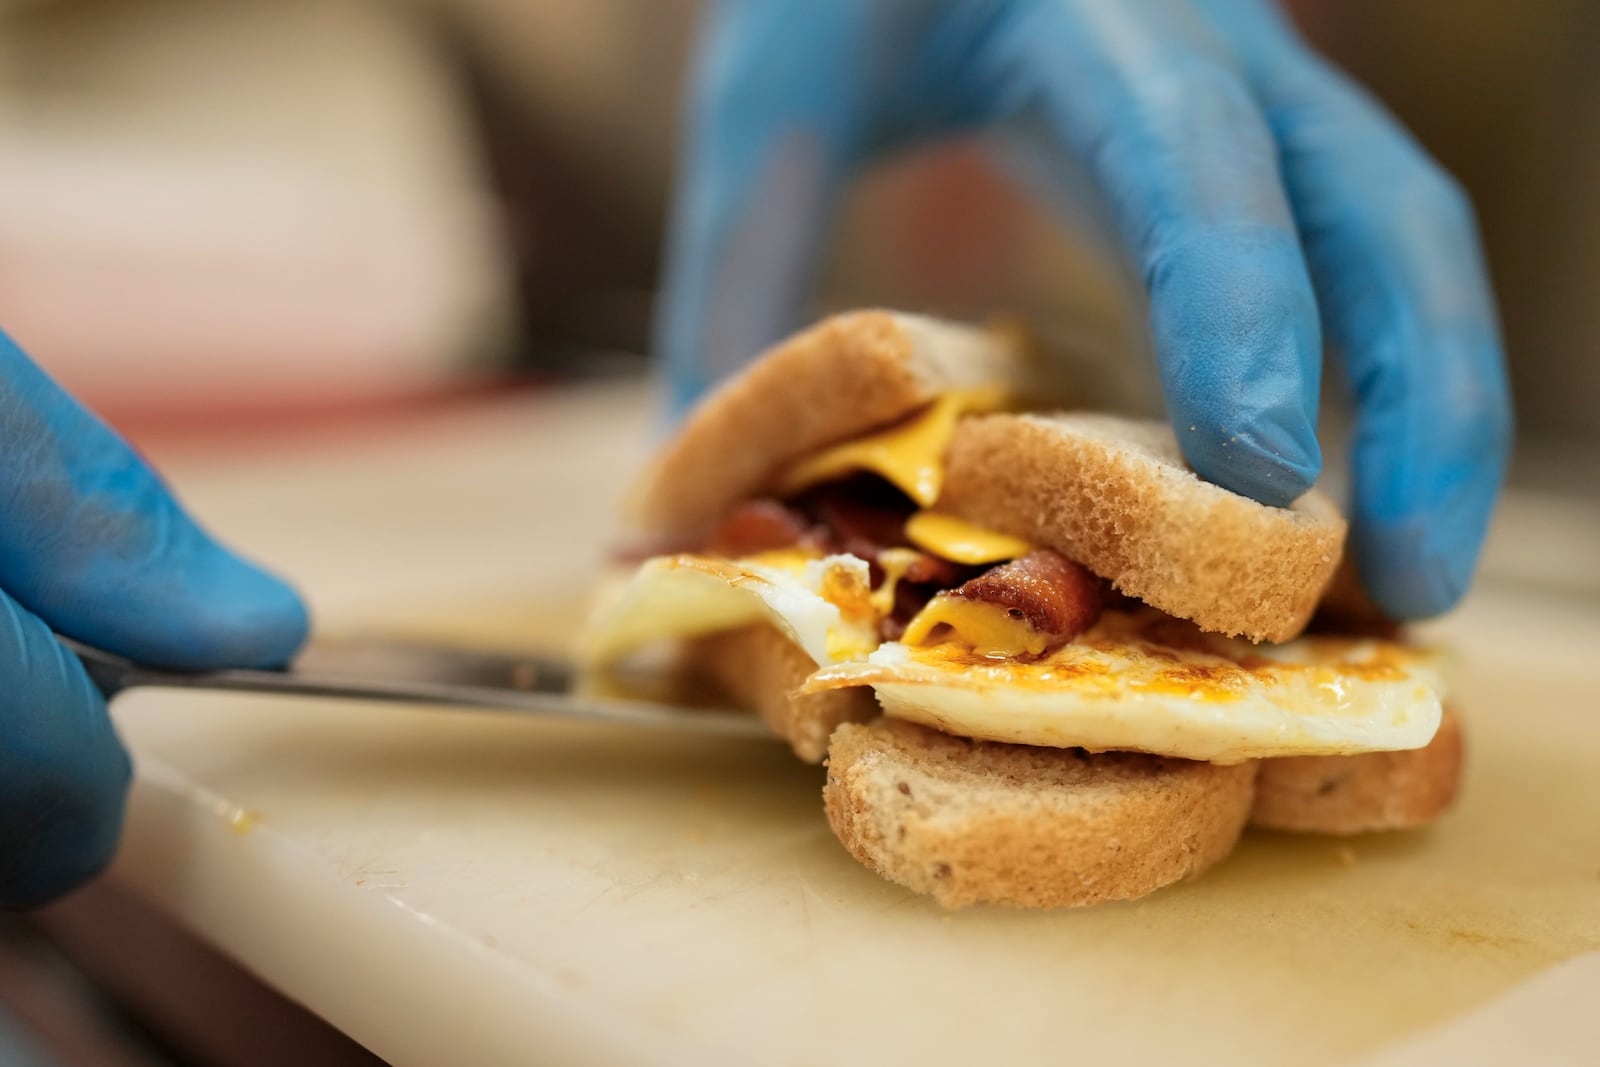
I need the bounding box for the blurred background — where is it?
[0,3,1597,1063]
[0,0,1595,471]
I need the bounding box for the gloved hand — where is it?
[0,329,307,908]
[657,0,1512,621]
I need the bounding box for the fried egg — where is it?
[579,551,880,668]
[583,554,1445,764]
[802,609,1445,763]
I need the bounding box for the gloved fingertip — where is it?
[170,557,311,671]
[1353,520,1471,621]
[1147,226,1324,510]
[1346,349,1508,622]
[1353,463,1499,621]
[1179,421,1321,509]
[89,540,313,671]
[226,569,310,669]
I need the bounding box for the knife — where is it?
[60,635,777,741]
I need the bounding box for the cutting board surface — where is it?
[111,582,1600,1067]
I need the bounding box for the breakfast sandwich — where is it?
[581,310,1461,909]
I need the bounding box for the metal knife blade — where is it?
[60,635,777,741]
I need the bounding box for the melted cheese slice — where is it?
[900,594,1054,658]
[869,548,923,617]
[904,511,1033,565]
[774,388,1007,506]
[803,609,1445,763]
[579,551,881,668]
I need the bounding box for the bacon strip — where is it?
[696,494,1102,650]
[952,549,1103,643]
[702,488,972,592]
[902,554,964,588]
[802,479,913,565]
[706,499,823,557]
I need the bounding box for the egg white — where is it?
[802,610,1445,763]
[579,552,879,669]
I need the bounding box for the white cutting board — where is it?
[109,383,1600,1067]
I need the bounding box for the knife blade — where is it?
[60,635,778,741]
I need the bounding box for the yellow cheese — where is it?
[775,387,1008,506]
[900,593,1053,658]
[869,548,924,617]
[904,511,1033,565]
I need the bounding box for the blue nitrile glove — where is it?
[657,0,1512,621]
[0,329,307,908]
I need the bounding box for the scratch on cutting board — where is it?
[1404,921,1533,952]
[350,866,407,891]
[558,883,619,925]
[796,876,841,920]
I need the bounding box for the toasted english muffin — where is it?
[823,717,1257,909]
[629,311,1054,539]
[938,412,1346,642]
[1251,706,1464,834]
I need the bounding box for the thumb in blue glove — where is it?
[0,329,307,907]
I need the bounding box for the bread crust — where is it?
[629,311,1035,539]
[687,624,878,763]
[940,413,1346,642]
[824,718,1257,909]
[1250,706,1464,834]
